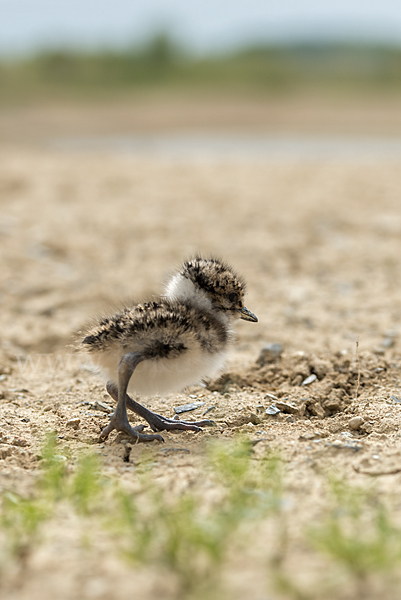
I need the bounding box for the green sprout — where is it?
[309,477,401,580]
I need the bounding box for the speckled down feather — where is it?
[82,298,230,358]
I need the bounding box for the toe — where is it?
[132,424,146,433]
[133,430,164,443]
[191,419,216,427]
[100,416,164,443]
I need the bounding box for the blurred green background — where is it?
[1,36,401,104]
[1,1,401,139]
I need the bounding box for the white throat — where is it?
[164,274,213,311]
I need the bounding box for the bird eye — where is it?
[227,292,238,304]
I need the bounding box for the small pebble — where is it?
[275,401,298,414]
[349,416,364,431]
[247,413,261,425]
[175,401,205,414]
[264,392,278,401]
[301,374,317,386]
[66,418,80,430]
[266,404,280,416]
[256,343,283,365]
[94,400,113,414]
[299,432,320,441]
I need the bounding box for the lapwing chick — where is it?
[81,257,258,443]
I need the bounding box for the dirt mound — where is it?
[210,350,391,422]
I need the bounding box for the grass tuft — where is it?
[309,477,401,580]
[2,434,401,599]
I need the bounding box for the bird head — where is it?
[166,256,258,322]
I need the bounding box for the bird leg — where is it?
[100,352,164,443]
[106,378,214,433]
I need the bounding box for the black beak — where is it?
[238,306,258,322]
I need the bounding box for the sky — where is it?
[1,0,401,55]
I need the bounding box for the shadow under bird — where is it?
[81,256,258,443]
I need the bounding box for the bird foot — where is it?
[145,412,215,433]
[105,382,214,435]
[99,415,164,443]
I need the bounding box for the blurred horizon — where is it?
[2,35,401,106]
[1,0,401,57]
[2,1,401,142]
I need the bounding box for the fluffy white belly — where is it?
[93,348,228,397]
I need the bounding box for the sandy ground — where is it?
[3,93,401,146]
[1,100,401,599]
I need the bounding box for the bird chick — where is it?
[81,256,258,443]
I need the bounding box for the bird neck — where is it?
[164,274,213,312]
[164,274,235,330]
